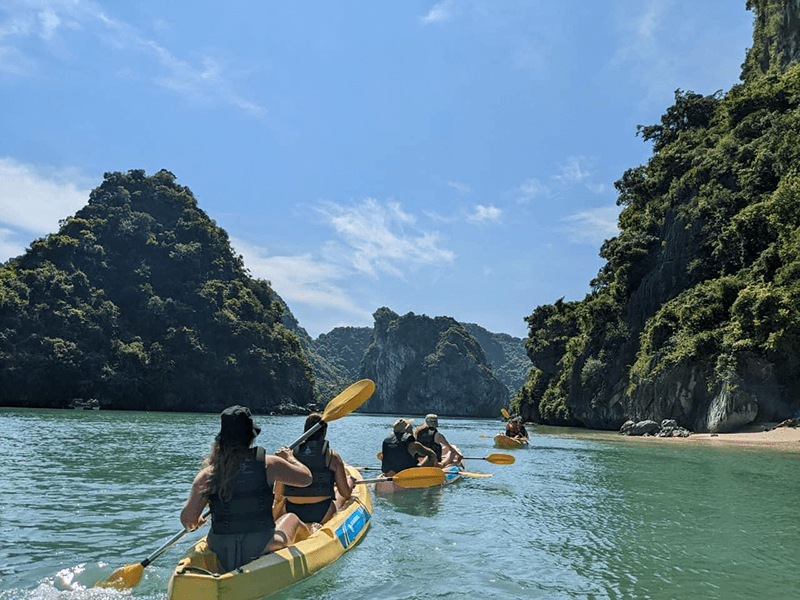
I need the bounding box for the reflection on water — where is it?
[2,409,800,600]
[374,485,444,517]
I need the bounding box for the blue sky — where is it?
[0,1,754,339]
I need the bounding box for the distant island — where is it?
[0,170,524,417]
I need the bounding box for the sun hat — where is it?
[393,418,414,434]
[425,414,438,427]
[218,405,261,443]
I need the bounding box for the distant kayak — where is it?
[166,465,371,600]
[493,433,529,449]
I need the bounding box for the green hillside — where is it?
[0,170,315,412]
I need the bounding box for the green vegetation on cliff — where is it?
[359,307,508,417]
[517,1,800,431]
[0,169,315,412]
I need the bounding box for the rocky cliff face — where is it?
[461,323,529,397]
[359,308,508,417]
[519,1,800,433]
[743,0,800,80]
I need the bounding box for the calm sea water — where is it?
[1,408,798,600]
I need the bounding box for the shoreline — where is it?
[533,422,800,452]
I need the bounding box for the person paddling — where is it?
[414,414,463,467]
[505,418,528,439]
[180,405,317,573]
[381,418,438,476]
[275,413,355,525]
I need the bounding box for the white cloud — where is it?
[555,156,591,185]
[517,178,547,204]
[230,197,456,332]
[562,205,620,245]
[0,0,263,116]
[0,158,93,236]
[447,180,471,194]
[0,226,27,263]
[466,204,502,225]
[317,198,456,277]
[232,238,372,321]
[422,209,459,224]
[421,0,455,24]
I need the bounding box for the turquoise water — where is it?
[1,408,798,600]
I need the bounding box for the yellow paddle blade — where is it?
[95,562,144,589]
[485,452,515,465]
[501,408,511,419]
[322,379,375,423]
[377,452,383,460]
[392,467,446,488]
[459,471,492,478]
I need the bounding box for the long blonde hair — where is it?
[204,438,254,501]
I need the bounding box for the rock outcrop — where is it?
[359,308,508,417]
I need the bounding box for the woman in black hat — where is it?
[180,405,316,572]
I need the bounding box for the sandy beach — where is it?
[680,422,800,449]
[535,422,800,452]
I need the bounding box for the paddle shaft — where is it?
[357,476,397,484]
[289,421,322,450]
[289,379,375,450]
[141,510,211,567]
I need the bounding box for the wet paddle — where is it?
[462,452,515,465]
[501,408,511,420]
[459,471,493,478]
[289,379,376,449]
[96,379,376,590]
[356,467,446,488]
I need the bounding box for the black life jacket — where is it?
[209,446,275,535]
[381,432,418,474]
[283,439,335,497]
[415,425,442,461]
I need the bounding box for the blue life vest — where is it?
[415,425,442,461]
[283,440,335,497]
[209,446,275,535]
[381,432,418,474]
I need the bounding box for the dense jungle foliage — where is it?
[0,170,315,412]
[514,0,800,428]
[513,0,800,427]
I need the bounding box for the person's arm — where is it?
[180,467,211,530]
[436,432,462,462]
[329,451,353,501]
[409,441,438,467]
[267,446,313,487]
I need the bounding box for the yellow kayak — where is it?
[493,433,529,449]
[167,465,372,600]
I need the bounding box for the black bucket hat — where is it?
[217,405,261,443]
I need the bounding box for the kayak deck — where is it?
[167,465,372,600]
[493,433,529,449]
